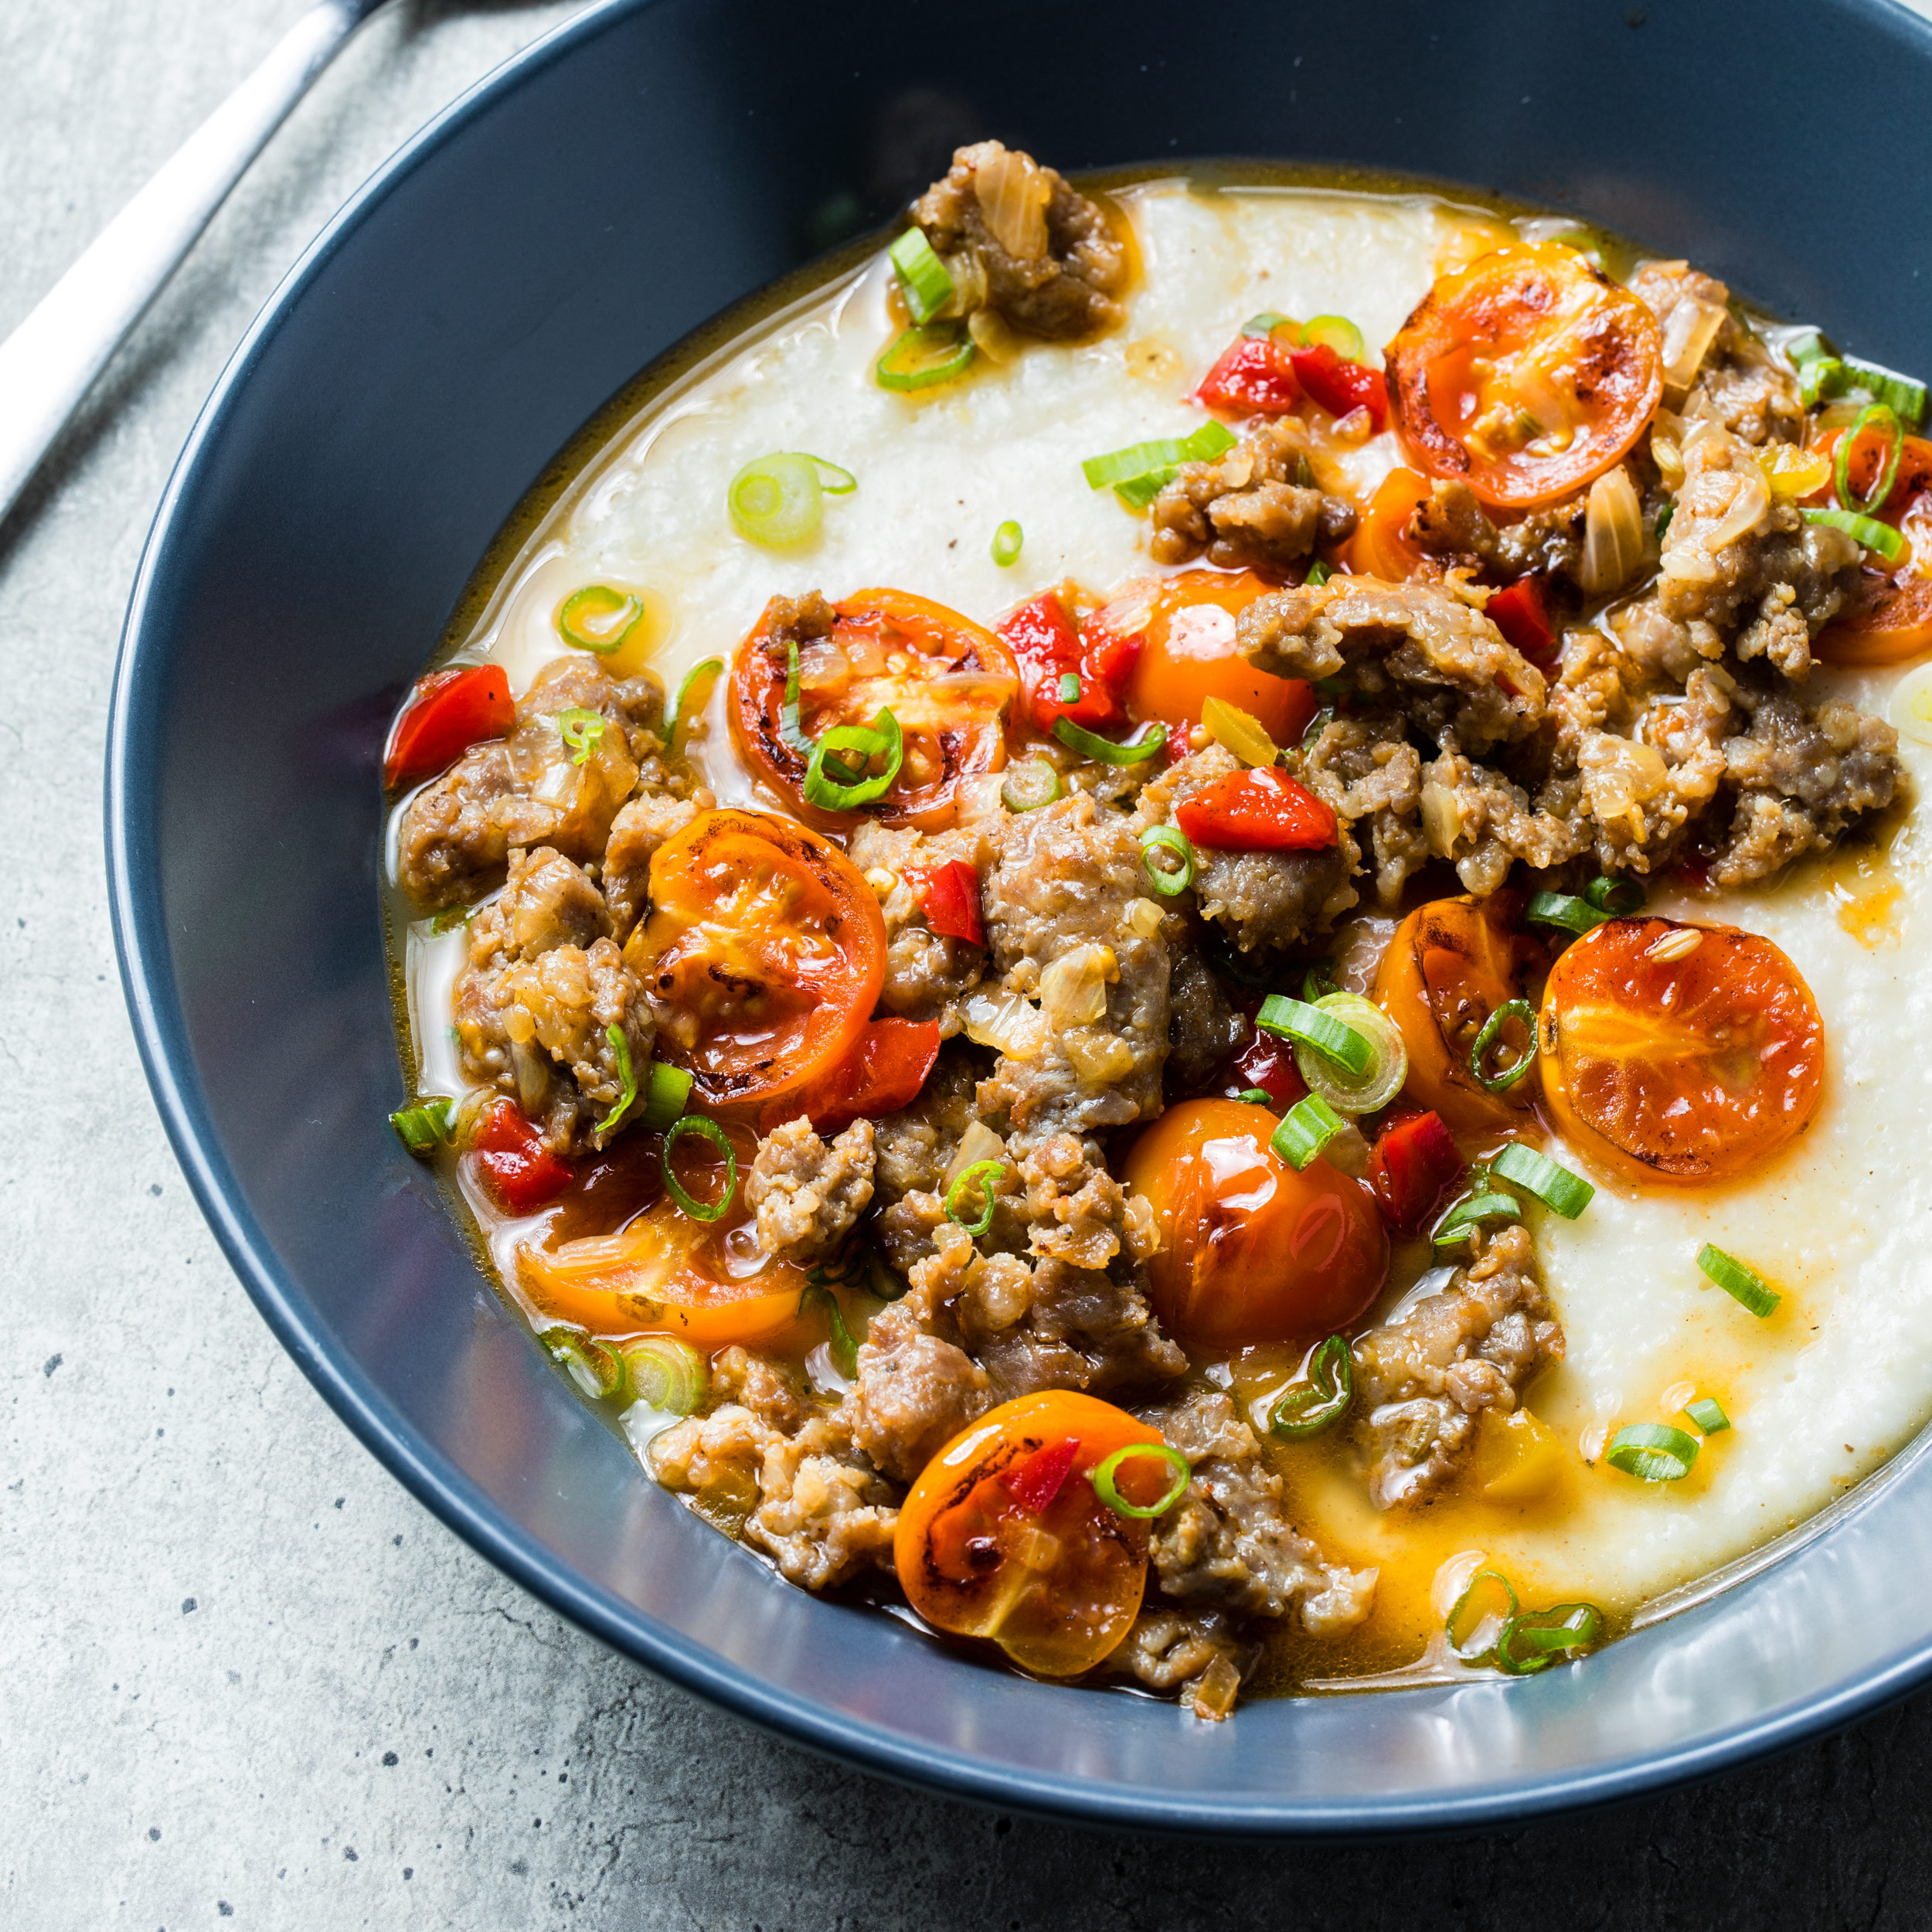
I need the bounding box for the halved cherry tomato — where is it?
[1124,1098,1388,1345]
[1342,467,1434,582]
[622,808,886,1114]
[1811,423,1932,525]
[1197,335,1300,417]
[902,859,984,946]
[1113,571,1317,742]
[1374,894,1546,1136]
[1486,575,1556,663]
[470,1100,573,1213]
[760,1018,942,1137]
[516,1124,817,1348]
[1365,1109,1464,1233]
[1384,243,1664,510]
[1174,767,1337,852]
[1538,917,1824,1185]
[895,1391,1168,1676]
[1815,568,1932,665]
[385,665,515,788]
[1287,340,1389,430]
[731,588,1019,832]
[1225,1026,1308,1111]
[996,587,1137,735]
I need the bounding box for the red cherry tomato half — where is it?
[470,1100,573,1214]
[762,1018,942,1137]
[902,859,984,946]
[1365,1109,1464,1234]
[1287,341,1389,430]
[385,665,515,788]
[1174,767,1338,852]
[1197,335,1301,417]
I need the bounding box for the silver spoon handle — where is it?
[0,0,382,526]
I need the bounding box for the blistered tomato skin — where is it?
[1539,917,1825,1185]
[894,1392,1167,1677]
[1124,1099,1388,1345]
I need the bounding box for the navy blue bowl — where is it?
[108,0,1932,1832]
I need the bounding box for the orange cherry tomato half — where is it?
[622,808,886,1113]
[1814,566,1932,666]
[1342,467,1434,582]
[1123,1099,1388,1345]
[1116,570,1318,741]
[1374,894,1546,1137]
[730,587,1019,832]
[895,1391,1171,1677]
[515,1123,817,1348]
[1538,917,1825,1186]
[1384,243,1664,510]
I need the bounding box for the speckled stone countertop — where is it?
[7,3,1932,1924]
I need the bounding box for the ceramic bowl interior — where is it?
[108,0,1932,1832]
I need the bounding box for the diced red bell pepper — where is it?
[1002,1436,1080,1515]
[471,1100,573,1214]
[769,1019,944,1137]
[1287,342,1389,431]
[995,588,1139,734]
[1228,1027,1309,1111]
[1197,335,1301,417]
[902,859,984,947]
[384,665,515,788]
[1366,1110,1464,1233]
[1486,575,1556,663]
[1174,767,1338,852]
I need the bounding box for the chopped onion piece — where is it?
[1659,295,1728,403]
[1580,466,1645,594]
[1039,944,1118,1026]
[974,147,1050,260]
[964,990,1047,1060]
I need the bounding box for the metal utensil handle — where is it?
[0,0,379,526]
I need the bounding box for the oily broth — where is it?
[386,177,1932,1690]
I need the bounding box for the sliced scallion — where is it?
[1057,670,1082,703]
[888,226,954,325]
[877,321,975,393]
[543,1328,624,1402]
[943,1159,1008,1238]
[663,656,723,750]
[638,1060,694,1133]
[992,519,1023,566]
[728,452,853,547]
[1305,560,1331,587]
[556,706,606,767]
[1697,1243,1781,1318]
[1052,718,1168,765]
[1842,355,1928,427]
[618,1336,706,1415]
[1090,1443,1191,1520]
[1000,759,1063,812]
[1082,421,1237,508]
[1446,1567,1519,1664]
[1491,1141,1594,1219]
[557,584,645,655]
[1271,1093,1345,1171]
[1836,401,1905,516]
[1431,1189,1524,1250]
[1138,825,1196,897]
[429,904,471,937]
[1495,1603,1604,1674]
[1298,314,1365,361]
[1242,311,1291,338]
[1605,1422,1699,1482]
[1292,992,1406,1114]
[1684,1396,1730,1434]
[1469,999,1539,1093]
[1801,338,1930,426]
[1301,958,1338,1003]
[799,1284,859,1379]
[389,1097,453,1157]
[1583,875,1645,917]
[1655,503,1675,541]
[1256,995,1373,1078]
[596,1024,638,1136]
[1803,506,1909,565]
[662,1115,737,1223]
[1268,1335,1353,1440]
[803,708,904,811]
[1235,1088,1275,1107]
[1525,891,1605,938]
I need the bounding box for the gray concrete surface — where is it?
[7,2,1932,1926]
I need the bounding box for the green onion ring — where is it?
[802,708,903,811]
[1057,670,1083,703]
[1082,422,1236,492]
[617,1336,707,1415]
[542,1328,624,1402]
[943,1159,1008,1237]
[556,706,606,767]
[1270,1093,1345,1172]
[1298,314,1365,361]
[1697,1243,1781,1318]
[1268,1335,1354,1440]
[663,656,723,750]
[1301,958,1338,1003]
[596,1023,638,1136]
[662,1116,737,1223]
[876,321,975,393]
[991,519,1023,566]
[1090,1442,1191,1520]
[1445,1566,1519,1663]
[1655,503,1675,541]
[1052,718,1168,765]
[1138,825,1196,896]
[557,584,646,655]
[799,1284,859,1379]
[389,1097,454,1156]
[1583,875,1645,917]
[887,226,954,325]
[1000,759,1063,812]
[1300,704,1335,752]
[1257,995,1374,1078]
[1495,1603,1604,1675]
[1234,1088,1275,1107]
[1836,402,1905,517]
[1490,1140,1594,1219]
[1605,1423,1699,1483]
[1469,998,1539,1093]
[779,641,813,757]
[729,452,838,547]
[638,1060,694,1133]
[1802,506,1909,566]
[1684,1396,1730,1434]
[1430,1189,1524,1250]
[1241,311,1291,338]
[1525,890,1606,937]
[1304,559,1332,587]
[1294,992,1406,1115]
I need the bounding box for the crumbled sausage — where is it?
[1148,419,1356,573]
[746,1118,877,1266]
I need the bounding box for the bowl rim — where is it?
[104,0,1932,1836]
